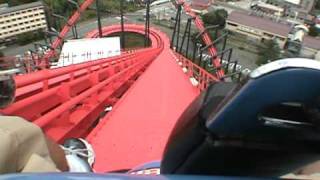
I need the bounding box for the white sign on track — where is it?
[55,37,121,68]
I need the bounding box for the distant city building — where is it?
[315,15,320,29]
[250,2,284,17]
[0,2,47,42]
[0,3,8,10]
[316,51,320,61]
[150,0,170,6]
[265,0,315,21]
[226,11,320,58]
[191,0,212,7]
[227,11,289,48]
[286,24,309,55]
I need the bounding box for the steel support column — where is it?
[175,5,181,51]
[185,18,193,58]
[179,18,192,55]
[96,0,103,38]
[43,4,53,44]
[199,49,203,67]
[192,42,197,62]
[144,0,150,47]
[170,4,181,49]
[73,24,79,39]
[120,0,125,49]
[67,0,80,39]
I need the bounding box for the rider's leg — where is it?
[0,116,66,173]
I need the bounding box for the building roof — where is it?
[303,36,320,50]
[0,1,43,15]
[300,0,315,13]
[227,11,291,37]
[256,2,284,12]
[0,3,9,9]
[228,11,320,50]
[191,0,211,7]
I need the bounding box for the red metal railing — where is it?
[173,52,219,91]
[1,47,161,142]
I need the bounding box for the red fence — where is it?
[173,52,219,91]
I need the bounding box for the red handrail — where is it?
[173,51,219,91]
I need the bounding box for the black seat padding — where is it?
[161,82,240,175]
[161,67,320,177]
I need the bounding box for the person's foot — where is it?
[62,138,95,172]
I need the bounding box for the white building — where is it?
[227,11,320,58]
[0,2,47,41]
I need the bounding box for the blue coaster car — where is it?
[161,58,320,177]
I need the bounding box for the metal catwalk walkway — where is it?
[87,35,200,172]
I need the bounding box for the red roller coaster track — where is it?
[1,0,222,172]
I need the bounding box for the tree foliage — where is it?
[309,26,319,37]
[256,39,281,65]
[43,0,86,16]
[17,30,45,45]
[41,0,139,30]
[43,0,138,15]
[316,0,320,10]
[202,9,228,28]
[0,0,37,6]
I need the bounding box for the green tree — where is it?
[17,30,45,45]
[43,0,81,15]
[256,39,281,65]
[316,0,320,9]
[0,0,37,6]
[0,51,4,57]
[17,32,33,45]
[202,9,228,28]
[309,26,319,37]
[100,0,139,13]
[42,0,139,30]
[43,0,85,31]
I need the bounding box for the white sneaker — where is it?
[62,138,95,172]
